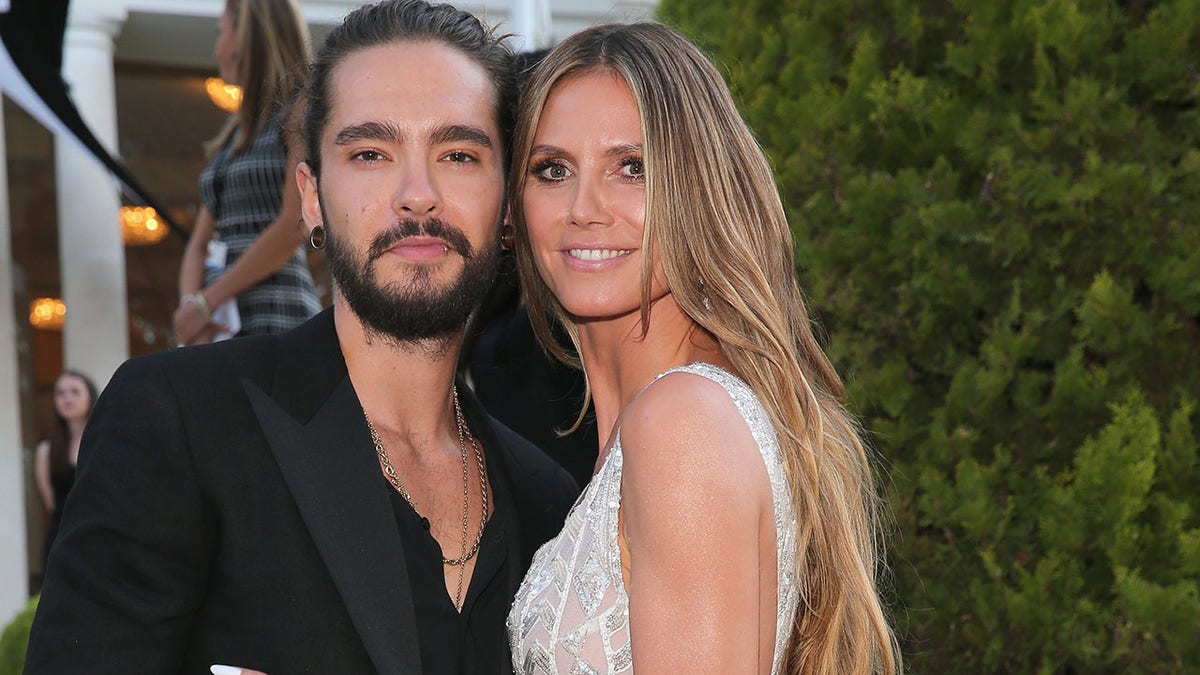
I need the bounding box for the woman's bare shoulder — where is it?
[619,369,768,496]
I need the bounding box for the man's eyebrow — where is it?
[333,121,404,146]
[429,124,494,149]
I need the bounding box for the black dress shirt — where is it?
[388,479,510,673]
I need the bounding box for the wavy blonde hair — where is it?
[207,0,311,156]
[510,23,901,674]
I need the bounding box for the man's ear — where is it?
[296,160,322,233]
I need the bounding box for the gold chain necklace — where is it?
[364,385,490,610]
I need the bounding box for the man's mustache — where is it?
[367,218,473,262]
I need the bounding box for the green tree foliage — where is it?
[0,596,37,675]
[657,0,1200,671]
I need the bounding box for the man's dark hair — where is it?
[303,0,516,176]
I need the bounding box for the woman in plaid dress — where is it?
[174,0,320,343]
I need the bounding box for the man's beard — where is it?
[325,211,500,345]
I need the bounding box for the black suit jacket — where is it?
[24,309,578,674]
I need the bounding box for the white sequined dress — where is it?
[507,362,799,674]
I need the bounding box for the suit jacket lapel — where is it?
[244,310,421,674]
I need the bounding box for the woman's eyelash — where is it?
[527,157,644,181]
[530,160,570,180]
[617,156,645,177]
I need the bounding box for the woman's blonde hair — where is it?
[510,22,901,674]
[207,0,311,156]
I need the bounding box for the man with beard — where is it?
[24,2,578,673]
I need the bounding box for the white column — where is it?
[55,1,128,386]
[509,0,553,52]
[0,89,30,620]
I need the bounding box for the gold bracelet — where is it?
[183,292,213,323]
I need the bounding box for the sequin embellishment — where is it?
[507,363,799,673]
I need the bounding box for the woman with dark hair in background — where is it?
[507,23,901,674]
[34,370,97,572]
[174,0,320,344]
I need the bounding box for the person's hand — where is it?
[174,293,212,345]
[210,666,267,675]
[184,323,220,346]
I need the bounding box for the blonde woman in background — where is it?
[175,0,320,344]
[507,23,902,674]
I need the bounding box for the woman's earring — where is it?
[698,277,713,311]
[500,223,515,251]
[308,224,327,251]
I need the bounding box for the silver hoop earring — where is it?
[309,224,327,251]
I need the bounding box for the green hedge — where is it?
[0,596,37,675]
[657,0,1200,672]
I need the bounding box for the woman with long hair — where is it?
[34,370,98,572]
[506,23,901,674]
[174,0,320,344]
